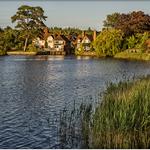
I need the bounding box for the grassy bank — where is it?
[7,51,37,55]
[75,51,106,57]
[76,51,97,57]
[114,50,150,61]
[88,76,150,148]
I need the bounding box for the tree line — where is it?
[0,5,93,55]
[93,11,150,56]
[0,5,150,56]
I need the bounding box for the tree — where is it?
[103,11,150,36]
[103,13,121,28]
[115,11,150,35]
[11,5,47,51]
[0,27,3,33]
[86,27,93,35]
[93,29,124,56]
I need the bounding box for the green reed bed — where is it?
[58,76,150,148]
[90,76,150,148]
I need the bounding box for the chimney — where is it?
[82,30,85,38]
[44,27,49,35]
[93,30,97,41]
[43,27,49,40]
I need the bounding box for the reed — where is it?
[89,76,150,148]
[58,76,150,148]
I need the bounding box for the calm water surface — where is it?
[0,55,150,148]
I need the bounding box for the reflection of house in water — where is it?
[76,30,97,51]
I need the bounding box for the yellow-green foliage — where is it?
[27,44,38,52]
[0,50,6,56]
[75,44,84,55]
[90,76,150,148]
[115,50,150,61]
[125,32,150,50]
[93,29,124,56]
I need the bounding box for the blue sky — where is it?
[0,1,150,31]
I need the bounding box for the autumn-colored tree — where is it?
[103,11,150,36]
[115,11,150,35]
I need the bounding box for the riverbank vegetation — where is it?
[94,11,150,58]
[0,50,6,56]
[93,28,124,56]
[88,76,150,148]
[114,49,150,61]
[59,76,150,148]
[0,5,150,60]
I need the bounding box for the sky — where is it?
[0,0,150,31]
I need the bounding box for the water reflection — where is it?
[0,56,150,148]
[76,56,92,60]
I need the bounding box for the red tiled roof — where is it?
[54,35,70,43]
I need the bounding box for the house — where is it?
[76,30,97,51]
[47,35,55,50]
[56,35,72,54]
[54,35,66,51]
[33,27,48,49]
[33,27,72,54]
[33,37,45,49]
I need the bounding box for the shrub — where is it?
[126,35,138,49]
[135,32,149,51]
[0,50,6,55]
[124,32,150,52]
[75,44,84,55]
[27,44,38,52]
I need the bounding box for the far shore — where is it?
[2,50,150,61]
[7,51,37,56]
[114,49,150,61]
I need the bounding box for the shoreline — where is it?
[114,51,150,61]
[1,50,150,61]
[7,51,37,56]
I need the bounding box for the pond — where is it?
[0,55,150,148]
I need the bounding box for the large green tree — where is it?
[103,12,121,28]
[93,29,124,56]
[11,5,47,51]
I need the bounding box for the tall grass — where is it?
[58,76,150,148]
[90,76,150,148]
[58,103,93,148]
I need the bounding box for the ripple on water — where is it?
[0,56,150,148]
